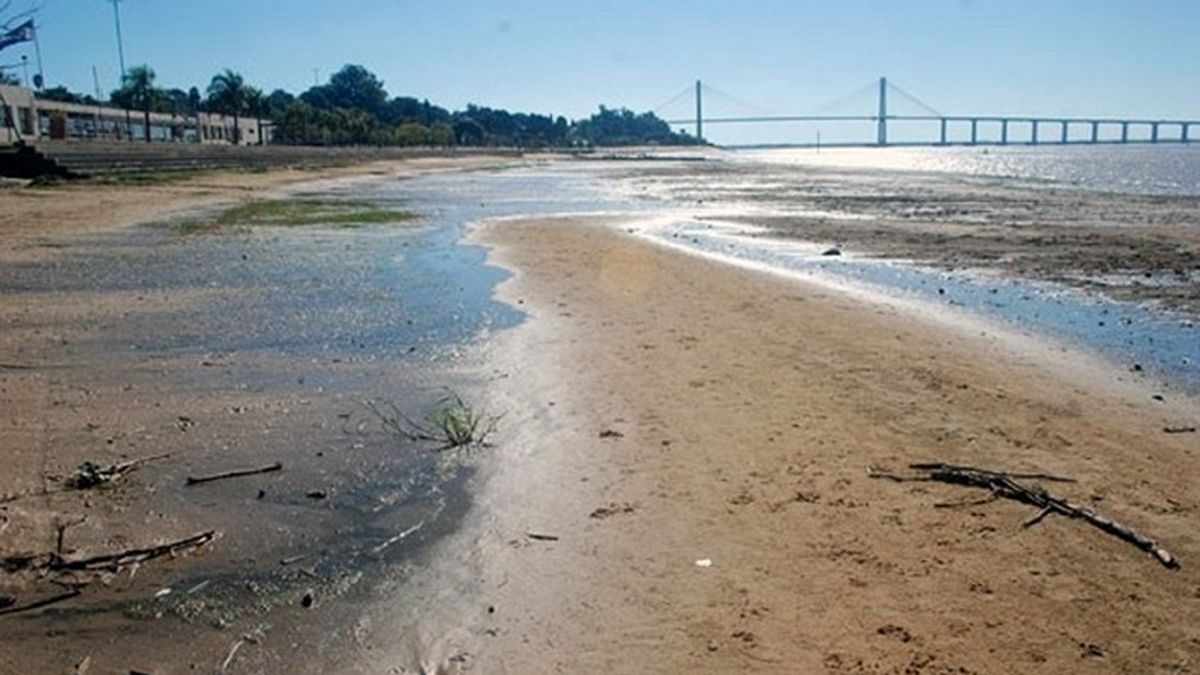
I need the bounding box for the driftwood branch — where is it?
[0,588,81,617]
[2,530,220,575]
[186,463,282,486]
[51,530,219,572]
[869,463,1178,570]
[909,462,1076,483]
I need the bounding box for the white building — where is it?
[0,84,269,145]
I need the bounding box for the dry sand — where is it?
[448,215,1200,674]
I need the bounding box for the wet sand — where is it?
[0,156,518,674]
[454,215,1200,674]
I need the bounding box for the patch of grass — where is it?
[177,197,416,233]
[366,391,500,451]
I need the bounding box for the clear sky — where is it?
[5,0,1199,144]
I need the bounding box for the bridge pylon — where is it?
[877,76,888,146]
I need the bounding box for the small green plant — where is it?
[67,461,115,489]
[366,391,500,450]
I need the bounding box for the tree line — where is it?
[32,63,698,147]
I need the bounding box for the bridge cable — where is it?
[807,80,880,116]
[650,84,698,118]
[886,81,943,117]
[699,82,774,117]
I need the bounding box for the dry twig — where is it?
[51,530,219,572]
[869,462,1178,569]
[0,588,81,616]
[2,531,218,574]
[186,463,282,486]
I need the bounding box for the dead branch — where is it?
[50,530,218,573]
[186,463,282,486]
[869,463,1178,569]
[0,588,80,616]
[909,462,1075,482]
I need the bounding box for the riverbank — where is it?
[0,155,515,245]
[456,215,1200,674]
[2,153,1199,673]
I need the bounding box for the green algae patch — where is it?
[178,198,415,233]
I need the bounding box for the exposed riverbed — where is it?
[1,150,1198,672]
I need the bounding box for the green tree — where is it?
[300,64,387,114]
[265,89,295,118]
[572,106,692,146]
[452,117,484,145]
[429,122,455,146]
[394,122,430,146]
[187,86,203,114]
[206,69,252,143]
[158,88,190,115]
[38,85,96,105]
[111,65,162,143]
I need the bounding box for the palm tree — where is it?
[206,69,250,144]
[117,65,160,143]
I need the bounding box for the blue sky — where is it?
[5,0,1199,144]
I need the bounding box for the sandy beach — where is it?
[453,215,1200,673]
[1,157,1198,673]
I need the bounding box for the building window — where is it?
[18,108,33,135]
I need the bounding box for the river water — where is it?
[737,144,1200,196]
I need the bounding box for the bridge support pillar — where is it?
[1151,122,1159,143]
[1030,120,1039,145]
[694,80,703,142]
[939,118,947,145]
[1184,123,1191,143]
[876,76,888,146]
[970,119,978,145]
[1121,122,1129,143]
[1001,120,1008,145]
[1061,120,1069,144]
[1091,121,1099,143]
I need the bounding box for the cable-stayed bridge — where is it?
[658,78,1199,147]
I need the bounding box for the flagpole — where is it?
[31,21,43,88]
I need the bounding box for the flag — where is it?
[0,20,35,52]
